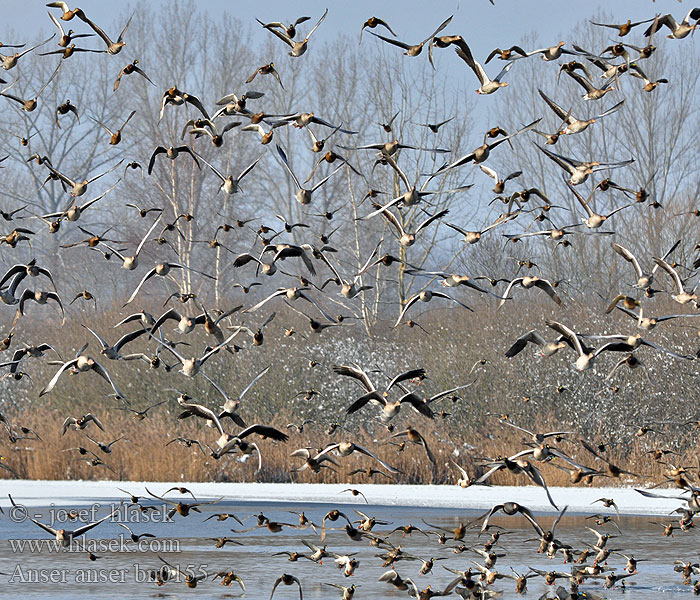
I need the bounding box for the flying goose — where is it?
[0,60,60,111]
[497,276,562,308]
[653,257,698,305]
[0,35,54,70]
[124,261,215,306]
[564,69,616,100]
[525,41,576,61]
[453,36,514,94]
[0,259,57,292]
[393,289,472,327]
[611,240,679,289]
[41,351,124,398]
[259,8,328,57]
[367,15,452,68]
[9,495,121,547]
[375,205,449,248]
[113,59,154,91]
[43,158,122,197]
[276,144,342,205]
[334,363,429,422]
[431,119,540,176]
[644,9,700,39]
[76,10,132,54]
[538,89,624,135]
[42,179,120,222]
[197,154,262,194]
[154,331,240,377]
[615,305,700,330]
[81,324,147,360]
[538,144,633,186]
[545,320,614,372]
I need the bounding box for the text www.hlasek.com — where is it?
[9,536,180,554]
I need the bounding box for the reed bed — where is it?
[1,295,698,488]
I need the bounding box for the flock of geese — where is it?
[6,481,700,598]
[1,1,700,597]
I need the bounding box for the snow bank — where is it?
[1,480,686,515]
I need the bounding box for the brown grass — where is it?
[1,295,699,489]
[2,405,698,489]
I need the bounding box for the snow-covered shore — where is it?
[1,480,685,515]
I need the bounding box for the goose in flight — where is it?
[546,320,614,372]
[590,18,655,37]
[652,257,698,305]
[563,69,617,100]
[615,305,700,331]
[477,457,559,508]
[123,261,215,306]
[0,259,57,292]
[0,35,54,70]
[611,240,679,290]
[367,15,452,68]
[504,330,568,358]
[103,214,161,270]
[276,144,342,205]
[76,10,132,54]
[0,60,60,112]
[565,181,632,227]
[538,89,624,135]
[40,347,124,398]
[374,204,449,248]
[361,153,470,218]
[431,119,540,176]
[259,8,328,57]
[538,144,633,186]
[81,324,148,360]
[42,180,120,222]
[525,41,576,61]
[452,36,514,94]
[197,154,262,194]
[445,214,510,245]
[154,331,240,377]
[644,9,700,39]
[44,158,122,197]
[497,276,562,309]
[394,289,472,327]
[9,495,121,547]
[334,363,429,422]
[323,441,398,474]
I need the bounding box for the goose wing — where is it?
[39,358,79,396]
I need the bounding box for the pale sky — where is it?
[2,0,691,63]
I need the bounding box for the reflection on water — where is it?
[0,498,697,598]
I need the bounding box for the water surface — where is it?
[0,498,696,598]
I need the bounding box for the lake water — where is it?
[0,497,697,598]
